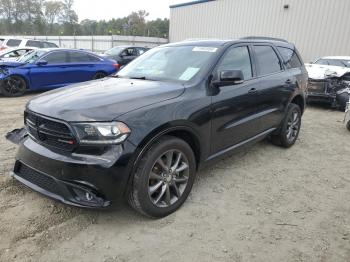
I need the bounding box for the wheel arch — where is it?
[123,123,202,197]
[134,123,202,170]
[290,94,305,114]
[5,74,30,89]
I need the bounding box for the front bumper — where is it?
[12,136,137,208]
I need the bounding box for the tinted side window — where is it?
[137,48,146,55]
[43,42,58,48]
[26,40,43,48]
[123,48,136,56]
[43,52,68,64]
[216,46,253,80]
[277,47,302,69]
[7,39,22,47]
[253,45,281,76]
[69,52,101,62]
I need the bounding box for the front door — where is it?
[210,44,263,155]
[29,51,70,89]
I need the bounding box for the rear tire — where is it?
[92,72,107,80]
[0,75,26,97]
[271,103,302,148]
[128,136,196,218]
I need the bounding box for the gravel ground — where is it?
[0,94,350,262]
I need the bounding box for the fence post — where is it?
[74,35,77,49]
[91,35,94,52]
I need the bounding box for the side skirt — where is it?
[206,128,276,162]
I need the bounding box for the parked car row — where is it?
[0,37,58,50]
[0,39,150,96]
[6,37,308,217]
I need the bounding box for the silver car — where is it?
[0,47,36,62]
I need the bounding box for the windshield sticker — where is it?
[179,67,200,81]
[192,47,218,53]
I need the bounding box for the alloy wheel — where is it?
[148,149,189,208]
[286,111,300,142]
[3,76,26,95]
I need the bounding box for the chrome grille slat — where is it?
[25,111,76,151]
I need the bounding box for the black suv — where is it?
[10,38,307,217]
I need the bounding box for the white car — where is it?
[0,38,58,51]
[0,47,37,62]
[305,56,350,110]
[345,96,350,131]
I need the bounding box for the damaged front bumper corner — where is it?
[5,128,136,208]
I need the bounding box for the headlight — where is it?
[72,122,131,145]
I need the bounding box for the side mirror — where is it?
[213,70,244,87]
[36,60,48,66]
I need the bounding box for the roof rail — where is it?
[240,36,289,43]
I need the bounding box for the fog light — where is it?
[73,188,96,202]
[85,192,93,201]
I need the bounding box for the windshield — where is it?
[315,59,350,68]
[117,46,218,82]
[17,49,47,63]
[104,47,125,56]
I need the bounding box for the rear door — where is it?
[250,44,292,130]
[65,51,102,82]
[29,50,70,89]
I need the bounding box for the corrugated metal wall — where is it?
[170,0,350,61]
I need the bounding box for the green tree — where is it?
[44,1,63,34]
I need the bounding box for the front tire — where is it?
[271,103,302,148]
[0,76,26,97]
[92,72,107,80]
[128,136,196,218]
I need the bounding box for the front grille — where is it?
[16,162,61,195]
[25,111,76,151]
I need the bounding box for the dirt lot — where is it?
[0,94,350,262]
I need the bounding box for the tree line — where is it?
[0,0,169,38]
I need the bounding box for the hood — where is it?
[0,61,26,68]
[305,63,350,80]
[27,77,185,122]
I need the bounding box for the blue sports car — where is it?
[0,48,119,96]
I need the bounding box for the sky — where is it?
[73,0,186,22]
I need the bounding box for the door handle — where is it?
[248,88,258,95]
[285,79,292,84]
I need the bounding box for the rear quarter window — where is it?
[253,45,282,76]
[69,52,101,62]
[6,39,22,47]
[277,47,302,69]
[26,40,43,48]
[43,42,58,48]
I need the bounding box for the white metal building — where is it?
[169,0,350,61]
